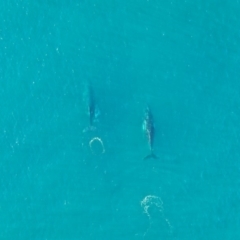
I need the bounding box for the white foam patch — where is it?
[140,195,173,237]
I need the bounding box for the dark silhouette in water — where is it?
[88,85,96,128]
[143,105,157,159]
[84,84,100,132]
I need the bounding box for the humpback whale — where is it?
[84,84,99,132]
[143,106,157,159]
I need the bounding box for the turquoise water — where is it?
[1,0,240,239]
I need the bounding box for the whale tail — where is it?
[143,151,158,160]
[83,126,96,133]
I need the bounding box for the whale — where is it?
[142,106,157,159]
[83,84,100,132]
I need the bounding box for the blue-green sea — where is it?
[1,1,240,239]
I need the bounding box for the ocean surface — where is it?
[1,0,240,239]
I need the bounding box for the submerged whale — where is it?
[84,84,100,132]
[142,106,157,159]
